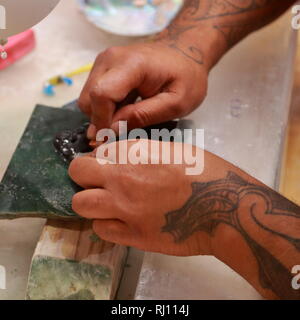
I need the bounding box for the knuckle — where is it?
[89,87,100,100]
[103,46,121,58]
[128,51,145,68]
[89,86,107,101]
[95,46,122,66]
[95,51,107,63]
[131,108,151,127]
[170,99,185,116]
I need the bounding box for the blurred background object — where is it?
[0,0,59,62]
[0,30,35,69]
[43,63,93,96]
[76,0,183,36]
[0,0,60,39]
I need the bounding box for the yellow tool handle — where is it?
[47,63,93,85]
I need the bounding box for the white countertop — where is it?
[0,0,297,300]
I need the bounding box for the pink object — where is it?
[0,29,36,70]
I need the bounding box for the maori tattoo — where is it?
[159,0,295,64]
[162,171,300,299]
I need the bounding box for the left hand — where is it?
[78,41,208,139]
[68,140,212,256]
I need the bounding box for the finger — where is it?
[87,123,97,140]
[89,66,143,131]
[90,94,115,134]
[92,219,133,246]
[78,57,108,115]
[111,91,185,131]
[88,90,138,141]
[68,156,107,188]
[117,89,139,109]
[72,189,116,219]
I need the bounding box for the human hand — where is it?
[78,41,208,140]
[68,140,212,256]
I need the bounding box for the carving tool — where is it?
[43,63,93,96]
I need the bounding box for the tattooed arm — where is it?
[79,0,296,135]
[162,170,300,300]
[157,0,297,68]
[69,141,300,300]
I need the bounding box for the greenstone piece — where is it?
[0,105,89,219]
[26,256,112,300]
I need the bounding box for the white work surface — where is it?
[0,0,296,300]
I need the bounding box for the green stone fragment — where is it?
[26,256,112,300]
[0,105,89,219]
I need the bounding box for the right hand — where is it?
[69,140,212,256]
[78,41,208,139]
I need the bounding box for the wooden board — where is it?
[26,219,128,300]
[280,93,300,204]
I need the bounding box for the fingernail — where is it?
[111,121,127,136]
[87,124,96,139]
[89,140,98,149]
[111,122,119,134]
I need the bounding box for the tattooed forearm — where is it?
[157,0,296,66]
[162,171,300,299]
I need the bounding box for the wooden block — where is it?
[26,220,128,300]
[280,78,300,205]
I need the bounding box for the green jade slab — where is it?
[0,105,89,219]
[26,256,113,300]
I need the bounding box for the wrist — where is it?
[153,24,228,71]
